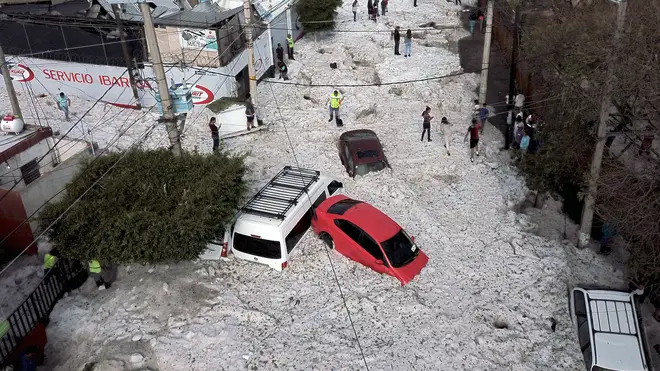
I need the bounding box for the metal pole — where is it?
[505,4,521,150]
[242,0,258,109]
[0,44,23,118]
[112,4,142,107]
[578,0,627,248]
[478,0,494,106]
[139,2,182,156]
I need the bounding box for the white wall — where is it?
[4,32,272,109]
[3,138,56,192]
[19,150,88,235]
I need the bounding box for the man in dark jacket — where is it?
[209,117,219,151]
[393,26,401,55]
[275,43,284,63]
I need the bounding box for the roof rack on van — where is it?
[242,166,321,220]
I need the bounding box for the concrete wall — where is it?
[3,138,56,192]
[19,150,88,235]
[54,137,89,164]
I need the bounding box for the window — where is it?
[327,199,362,215]
[356,149,378,159]
[334,219,361,243]
[233,232,281,259]
[20,159,40,186]
[313,193,327,209]
[359,233,385,262]
[285,210,312,253]
[355,161,387,176]
[327,181,342,195]
[381,230,419,268]
[573,291,592,369]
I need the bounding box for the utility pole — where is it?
[112,4,141,107]
[478,0,494,106]
[578,0,627,248]
[505,4,521,150]
[139,2,181,156]
[242,0,258,109]
[0,44,23,118]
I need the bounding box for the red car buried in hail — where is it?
[311,195,428,285]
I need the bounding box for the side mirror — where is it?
[411,236,415,242]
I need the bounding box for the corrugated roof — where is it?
[254,0,291,22]
[0,0,90,16]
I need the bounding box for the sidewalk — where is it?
[457,6,509,138]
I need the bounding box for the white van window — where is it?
[574,291,592,369]
[285,210,312,252]
[313,193,327,208]
[233,232,281,259]
[328,181,343,195]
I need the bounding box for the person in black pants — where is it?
[393,26,401,55]
[413,0,417,6]
[209,117,219,151]
[421,106,433,142]
[455,0,461,4]
[275,43,284,63]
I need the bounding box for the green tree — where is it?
[39,149,247,264]
[296,0,342,32]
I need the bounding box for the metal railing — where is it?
[0,259,87,365]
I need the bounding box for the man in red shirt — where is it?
[464,118,481,162]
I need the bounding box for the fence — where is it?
[0,259,87,365]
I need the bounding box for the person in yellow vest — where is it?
[43,249,58,276]
[286,34,295,60]
[88,259,105,288]
[328,90,344,124]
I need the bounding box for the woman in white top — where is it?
[352,0,359,21]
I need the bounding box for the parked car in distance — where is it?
[337,129,390,177]
[569,287,649,371]
[311,194,428,285]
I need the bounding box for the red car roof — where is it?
[321,195,401,242]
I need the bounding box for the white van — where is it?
[569,287,649,371]
[202,166,343,270]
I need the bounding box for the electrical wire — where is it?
[0,69,129,206]
[253,44,371,371]
[0,109,154,276]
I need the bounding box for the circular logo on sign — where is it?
[6,63,34,83]
[254,58,263,72]
[296,16,302,30]
[191,84,214,105]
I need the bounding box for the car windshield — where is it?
[356,149,378,159]
[355,161,386,176]
[380,230,418,268]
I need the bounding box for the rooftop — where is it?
[0,127,52,164]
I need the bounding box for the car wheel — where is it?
[320,234,334,249]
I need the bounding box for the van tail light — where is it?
[221,242,228,257]
[411,236,415,243]
[281,261,288,269]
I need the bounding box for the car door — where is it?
[333,219,372,264]
[357,231,390,274]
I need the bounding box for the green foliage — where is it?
[296,0,342,32]
[39,149,247,264]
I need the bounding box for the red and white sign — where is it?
[3,56,234,109]
[7,63,35,83]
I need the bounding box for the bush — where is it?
[296,0,342,32]
[39,149,247,264]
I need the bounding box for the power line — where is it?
[0,69,129,207]
[0,109,155,277]
[253,44,370,371]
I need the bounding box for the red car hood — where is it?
[393,249,428,285]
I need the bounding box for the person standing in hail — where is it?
[404,29,412,57]
[352,0,359,21]
[328,90,344,124]
[393,26,401,55]
[209,117,219,151]
[421,106,433,142]
[286,34,295,60]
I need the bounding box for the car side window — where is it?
[313,193,326,209]
[359,232,386,263]
[327,180,343,195]
[334,219,361,243]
